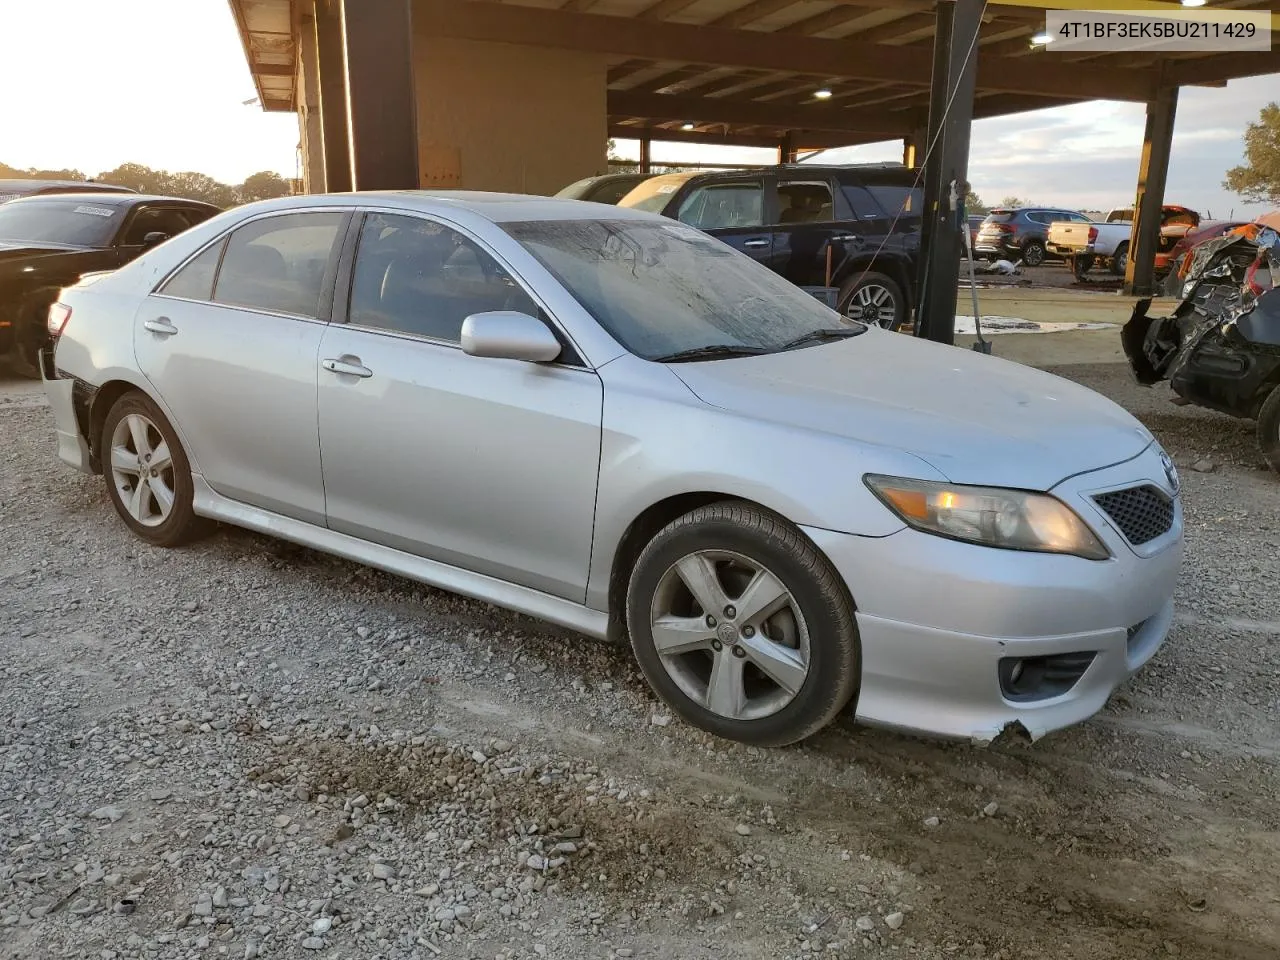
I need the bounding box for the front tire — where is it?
[101,392,212,547]
[1022,240,1046,267]
[1257,385,1280,475]
[838,271,905,331]
[625,501,860,746]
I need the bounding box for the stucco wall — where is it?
[411,33,608,196]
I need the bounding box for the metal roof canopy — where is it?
[232,0,1280,149]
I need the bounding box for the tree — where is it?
[965,190,987,214]
[999,195,1027,209]
[238,170,291,203]
[0,162,88,181]
[97,162,172,195]
[165,171,238,208]
[1224,102,1280,205]
[606,138,638,174]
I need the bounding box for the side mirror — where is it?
[460,311,562,363]
[142,231,169,249]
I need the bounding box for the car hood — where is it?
[668,329,1154,490]
[0,241,89,265]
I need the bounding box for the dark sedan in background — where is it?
[618,163,921,329]
[0,193,218,376]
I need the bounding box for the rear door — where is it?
[771,175,851,287]
[671,175,773,267]
[135,209,348,525]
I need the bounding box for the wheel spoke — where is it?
[127,415,152,458]
[149,477,175,518]
[127,479,149,521]
[740,634,807,696]
[674,554,728,617]
[734,568,789,626]
[110,445,140,475]
[870,287,889,306]
[705,650,746,719]
[651,615,713,656]
[149,440,172,474]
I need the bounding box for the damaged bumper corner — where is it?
[40,348,93,474]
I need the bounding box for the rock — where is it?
[296,785,311,802]
[89,806,126,823]
[616,951,634,959]
[454,905,474,923]
[650,714,671,727]
[415,884,441,898]
[923,816,940,828]
[301,937,325,950]
[855,916,875,932]
[372,862,396,881]
[526,855,547,871]
[1191,459,1215,474]
[982,801,999,818]
[735,824,752,837]
[191,901,213,917]
[212,887,228,909]
[244,943,259,960]
[885,911,905,930]
[312,917,333,934]
[1054,898,1073,914]
[149,789,171,802]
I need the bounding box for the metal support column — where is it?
[915,0,982,345]
[779,133,797,164]
[1124,86,1179,297]
[639,138,652,175]
[314,0,351,192]
[341,0,420,190]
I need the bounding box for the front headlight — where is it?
[864,475,1110,560]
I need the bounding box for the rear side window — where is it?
[840,184,883,221]
[677,182,764,229]
[985,210,1014,223]
[160,240,226,301]
[865,184,922,219]
[213,212,345,317]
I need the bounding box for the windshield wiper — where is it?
[652,344,770,363]
[778,327,866,351]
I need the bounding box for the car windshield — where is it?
[0,199,122,246]
[616,174,697,214]
[503,218,864,360]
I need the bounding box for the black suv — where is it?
[618,164,921,329]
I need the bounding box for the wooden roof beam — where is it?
[608,90,921,134]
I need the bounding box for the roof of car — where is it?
[239,190,664,224]
[0,179,135,193]
[6,192,219,208]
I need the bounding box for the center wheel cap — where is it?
[716,622,739,645]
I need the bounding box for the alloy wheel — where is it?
[109,413,176,528]
[648,550,811,721]
[844,283,898,328]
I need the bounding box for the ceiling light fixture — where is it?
[681,122,695,131]
[814,88,833,100]
[1181,0,1207,7]
[1030,30,1054,44]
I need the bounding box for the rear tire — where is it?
[1257,385,1280,475]
[625,501,861,747]
[1111,242,1130,276]
[1022,240,1046,267]
[101,392,213,547]
[838,271,906,331]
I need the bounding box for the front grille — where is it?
[1093,485,1175,546]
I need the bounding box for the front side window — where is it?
[160,239,226,301]
[347,212,537,343]
[865,184,922,219]
[120,206,200,246]
[677,183,764,230]
[503,218,862,361]
[212,212,344,317]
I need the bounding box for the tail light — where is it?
[990,223,1015,234]
[1087,226,1098,243]
[47,302,72,337]
[1245,258,1273,296]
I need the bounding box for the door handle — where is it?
[742,238,769,249]
[321,357,373,379]
[143,317,177,336]
[833,234,861,243]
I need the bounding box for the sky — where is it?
[0,0,1275,218]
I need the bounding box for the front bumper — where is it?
[40,347,93,473]
[803,445,1183,743]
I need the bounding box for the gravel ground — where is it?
[2,356,1279,960]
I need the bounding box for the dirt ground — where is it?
[2,330,1279,960]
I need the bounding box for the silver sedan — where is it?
[41,192,1183,746]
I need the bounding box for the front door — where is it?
[316,212,603,602]
[771,177,847,288]
[134,210,348,525]
[674,177,773,266]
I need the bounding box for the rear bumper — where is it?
[40,348,93,474]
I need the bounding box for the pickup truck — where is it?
[1047,205,1200,277]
